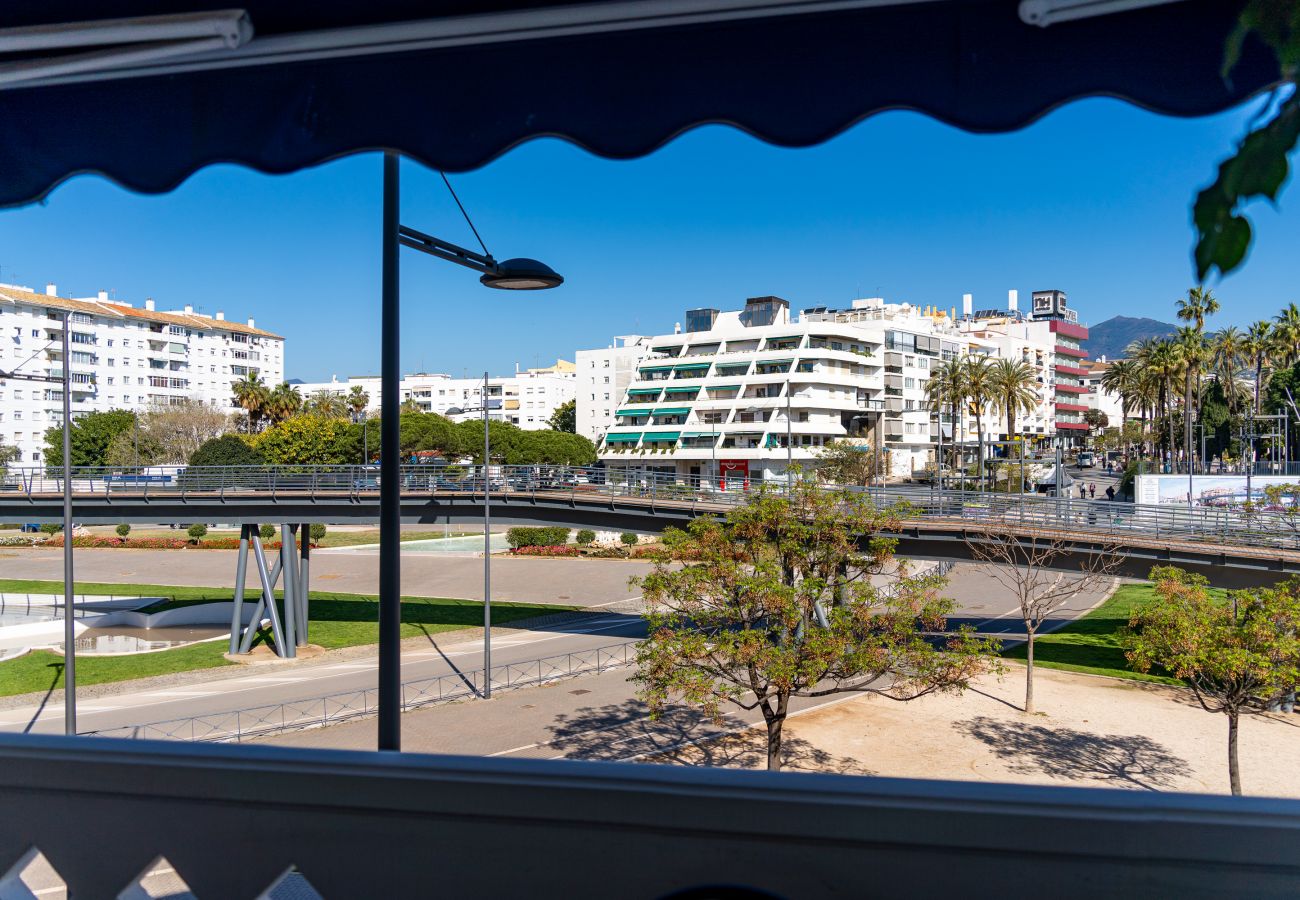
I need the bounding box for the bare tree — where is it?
[965,530,1120,715]
[141,399,234,463]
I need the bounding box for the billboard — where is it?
[1135,473,1300,508]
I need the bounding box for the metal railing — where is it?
[6,463,1300,554]
[84,640,636,744]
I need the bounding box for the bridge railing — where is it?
[5,463,1300,553]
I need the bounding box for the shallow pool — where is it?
[335,534,510,555]
[62,625,227,655]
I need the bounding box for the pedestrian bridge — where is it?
[4,465,1298,585]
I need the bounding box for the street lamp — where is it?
[0,311,75,735]
[378,152,562,752]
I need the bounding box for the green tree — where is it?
[254,415,353,465]
[104,428,164,468]
[346,385,370,420]
[924,357,966,473]
[189,435,266,468]
[1193,2,1300,280]
[814,439,878,486]
[989,358,1039,440]
[303,390,348,419]
[546,399,577,433]
[44,409,138,467]
[1083,408,1108,436]
[633,480,997,771]
[232,372,270,432]
[265,382,304,425]
[0,443,22,469]
[576,529,596,546]
[1128,567,1300,795]
[115,523,130,538]
[1100,359,1141,448]
[1245,320,1278,416]
[187,523,208,543]
[962,356,996,481]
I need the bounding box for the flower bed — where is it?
[0,535,46,547]
[509,544,579,557]
[43,536,294,550]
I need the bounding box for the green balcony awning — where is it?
[627,388,661,395]
[604,432,642,443]
[643,431,682,441]
[683,431,720,437]
[764,336,802,343]
[706,384,741,390]
[674,363,711,371]
[615,410,648,417]
[653,407,691,415]
[663,386,699,393]
[758,358,794,365]
[638,365,674,372]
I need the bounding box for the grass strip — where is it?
[0,579,576,698]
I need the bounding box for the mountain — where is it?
[1087,316,1177,361]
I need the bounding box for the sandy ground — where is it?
[654,663,1300,798]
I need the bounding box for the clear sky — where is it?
[0,94,1296,383]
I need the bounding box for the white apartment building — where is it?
[955,289,1092,445]
[592,291,1090,485]
[0,281,284,465]
[595,295,966,484]
[298,362,576,430]
[575,335,650,443]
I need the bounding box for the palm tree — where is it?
[346,385,370,420]
[924,358,966,475]
[304,390,348,418]
[266,382,303,425]
[1245,320,1276,416]
[989,358,1038,440]
[231,372,270,432]
[1273,302,1300,366]
[1210,326,1246,415]
[1175,288,1218,474]
[962,356,996,483]
[1138,338,1183,462]
[1175,326,1208,471]
[1100,359,1141,450]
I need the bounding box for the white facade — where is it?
[1083,359,1127,426]
[594,295,968,483]
[575,335,650,442]
[298,363,577,430]
[0,282,284,465]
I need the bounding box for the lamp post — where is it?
[0,312,75,734]
[376,153,562,751]
[482,371,492,700]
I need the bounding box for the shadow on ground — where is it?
[954,715,1187,791]
[544,698,872,774]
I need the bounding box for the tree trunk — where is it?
[1166,383,1177,465]
[1185,367,1195,474]
[1024,629,1036,715]
[765,696,789,771]
[1228,710,1241,796]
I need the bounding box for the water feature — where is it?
[332,534,510,555]
[60,625,227,655]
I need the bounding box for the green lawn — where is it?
[0,579,575,698]
[1001,582,1191,684]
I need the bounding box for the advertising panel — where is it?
[1135,473,1300,508]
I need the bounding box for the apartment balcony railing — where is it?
[1,733,1293,898]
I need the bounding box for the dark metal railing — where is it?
[5,464,1300,553]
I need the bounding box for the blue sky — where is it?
[0,95,1296,382]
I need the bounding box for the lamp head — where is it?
[481,258,563,290]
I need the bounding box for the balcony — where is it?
[1055,345,1087,359]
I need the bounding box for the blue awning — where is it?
[0,3,1273,209]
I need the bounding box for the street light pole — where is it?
[482,371,492,699]
[60,312,75,735]
[377,151,402,752]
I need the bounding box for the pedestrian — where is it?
[1105,485,1116,501]
[1089,482,1096,499]
[1079,484,1087,499]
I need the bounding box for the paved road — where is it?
[0,545,654,607]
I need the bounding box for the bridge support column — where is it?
[280,524,298,658]
[229,525,250,655]
[298,523,311,647]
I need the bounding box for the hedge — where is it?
[509,545,579,557]
[505,526,571,548]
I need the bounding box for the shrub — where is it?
[115,523,131,538]
[620,532,639,547]
[40,523,61,535]
[309,522,327,542]
[576,529,596,546]
[259,524,276,541]
[189,434,265,468]
[585,546,627,559]
[506,526,571,548]
[187,523,208,543]
[509,544,579,557]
